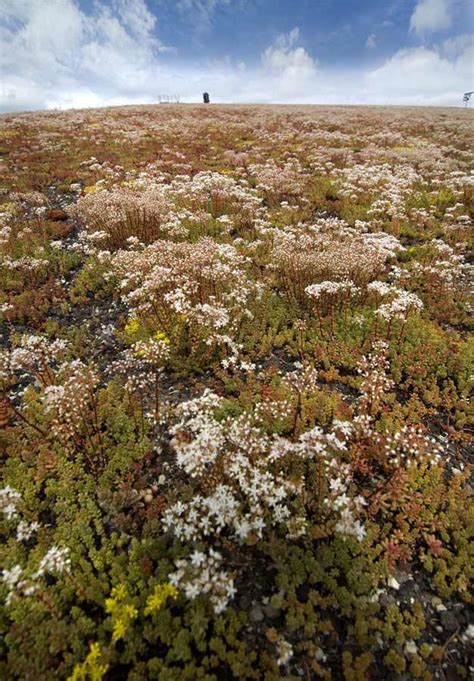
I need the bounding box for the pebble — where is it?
[239,595,251,610]
[395,571,411,584]
[435,603,447,612]
[249,604,264,623]
[379,593,395,608]
[404,640,417,656]
[440,611,458,633]
[263,603,280,620]
[388,577,400,590]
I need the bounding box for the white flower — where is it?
[16,520,41,542]
[276,636,293,666]
[2,564,23,589]
[0,486,21,520]
[35,546,71,578]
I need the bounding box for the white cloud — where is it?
[175,0,231,36]
[366,33,377,49]
[0,0,171,111]
[409,0,452,36]
[261,28,317,94]
[0,1,472,111]
[364,37,473,104]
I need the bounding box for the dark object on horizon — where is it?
[463,91,473,107]
[203,92,210,104]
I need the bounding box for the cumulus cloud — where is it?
[0,0,170,111]
[409,0,452,36]
[364,36,473,104]
[261,28,317,94]
[0,0,472,111]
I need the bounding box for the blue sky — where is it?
[0,0,473,111]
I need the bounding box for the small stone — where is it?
[144,493,153,504]
[435,603,447,612]
[395,571,411,584]
[239,595,251,610]
[388,577,400,590]
[440,611,458,633]
[263,603,280,620]
[249,604,264,623]
[315,648,326,662]
[463,623,474,640]
[379,593,395,608]
[404,640,417,656]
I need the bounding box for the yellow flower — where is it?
[144,583,178,616]
[153,330,170,345]
[124,317,141,337]
[105,585,137,642]
[68,642,108,681]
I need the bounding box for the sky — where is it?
[0,0,473,112]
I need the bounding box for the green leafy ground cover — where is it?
[0,104,472,680]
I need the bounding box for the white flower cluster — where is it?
[70,169,264,249]
[111,237,258,361]
[333,162,421,222]
[1,488,71,605]
[305,279,360,300]
[111,339,170,399]
[327,461,367,542]
[282,362,319,395]
[9,334,69,382]
[1,255,49,271]
[270,419,369,542]
[1,486,41,542]
[34,546,71,578]
[357,341,394,409]
[43,359,99,440]
[169,549,236,614]
[270,218,398,301]
[131,338,170,367]
[164,390,295,542]
[374,426,443,467]
[0,485,21,520]
[368,281,423,321]
[16,520,41,542]
[2,546,71,606]
[168,390,225,477]
[2,564,38,604]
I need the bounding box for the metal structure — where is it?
[157,94,180,104]
[203,92,210,104]
[462,91,474,107]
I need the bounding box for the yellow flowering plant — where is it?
[144,582,179,616]
[104,584,138,642]
[68,642,108,681]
